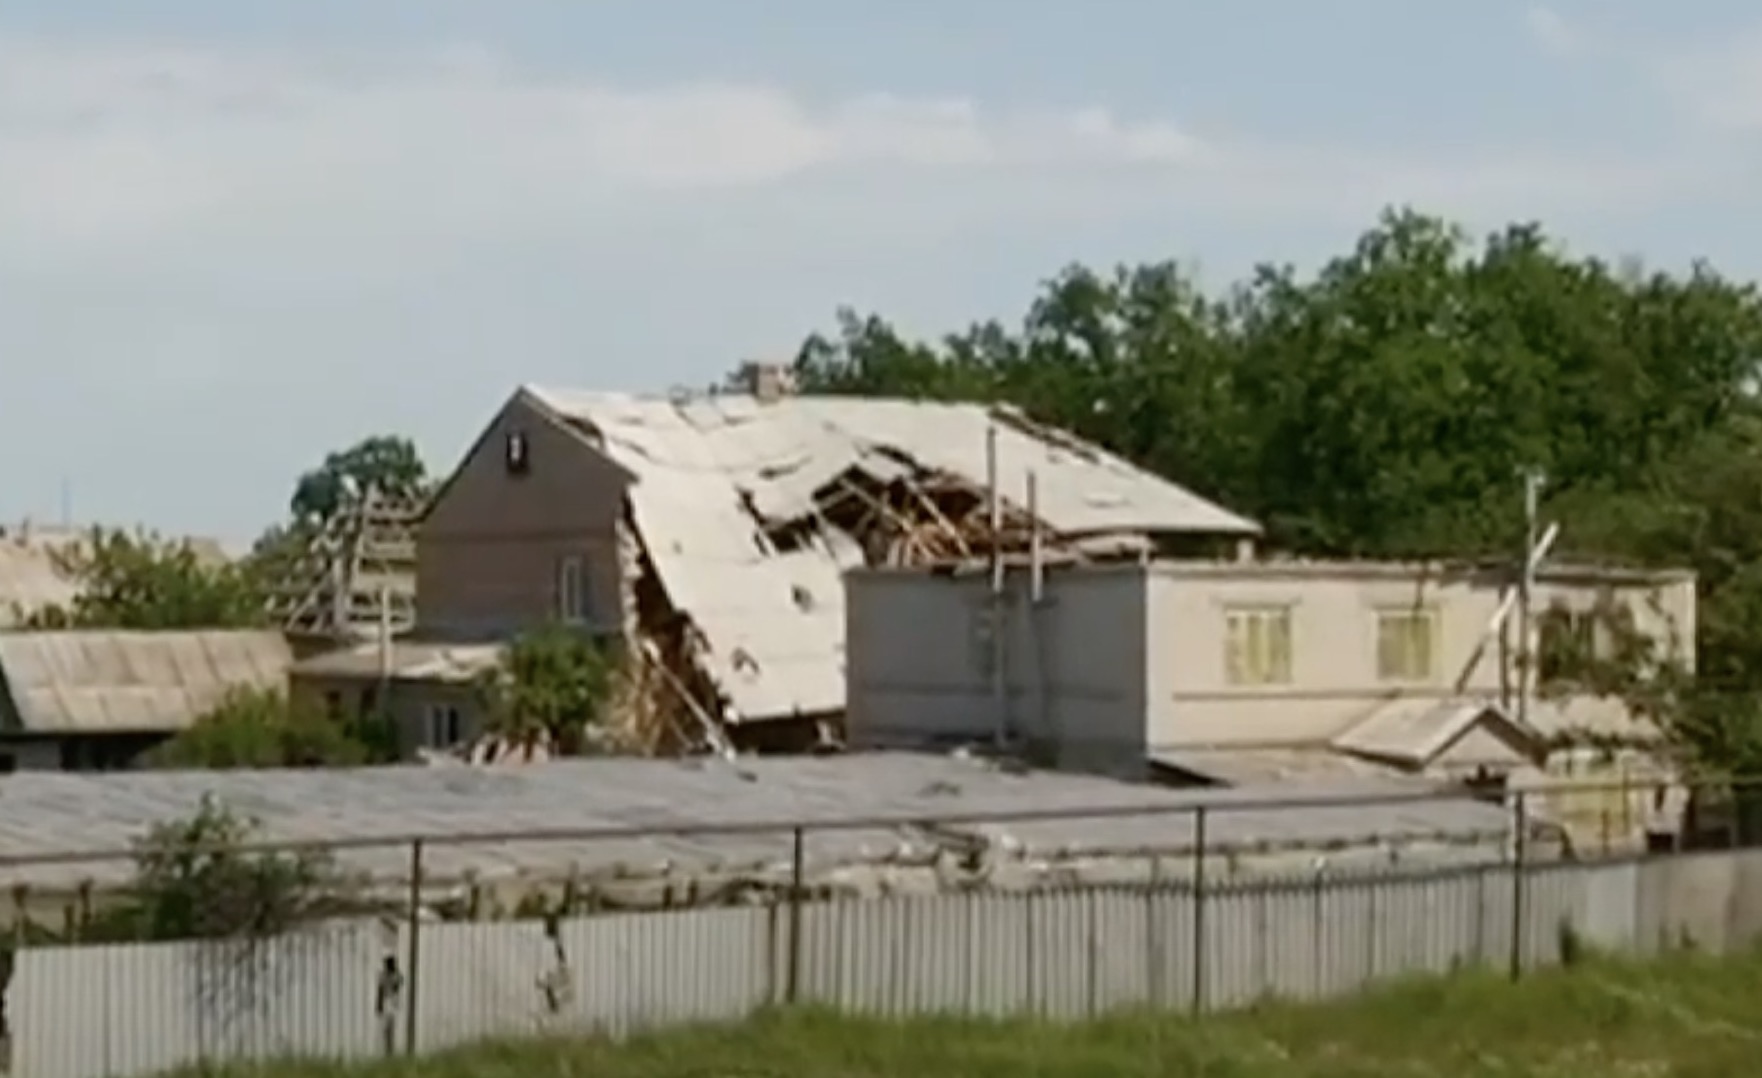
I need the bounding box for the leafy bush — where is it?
[148,686,373,770]
[83,796,354,942]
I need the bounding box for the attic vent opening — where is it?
[505,431,531,475]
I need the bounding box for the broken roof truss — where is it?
[523,387,1259,749]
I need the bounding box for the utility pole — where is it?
[986,422,1008,749]
[1517,468,1546,728]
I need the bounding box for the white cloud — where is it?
[1640,29,1762,133]
[0,31,1696,272]
[1523,6,1580,57]
[1520,13,1762,136]
[0,35,1221,261]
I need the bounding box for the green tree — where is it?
[23,529,266,630]
[115,796,350,941]
[146,687,375,770]
[289,434,428,524]
[794,205,1762,775]
[477,624,620,754]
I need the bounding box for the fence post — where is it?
[785,826,805,1005]
[1190,805,1208,1015]
[404,839,425,1055]
[1146,851,1163,1008]
[1507,792,1528,982]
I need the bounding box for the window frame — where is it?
[1375,606,1439,683]
[424,704,463,748]
[1223,604,1295,686]
[556,555,589,624]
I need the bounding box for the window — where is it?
[1538,606,1598,683]
[425,704,463,748]
[1224,605,1294,685]
[556,555,591,624]
[1376,608,1438,682]
[505,430,531,475]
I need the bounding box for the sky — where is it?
[4,1,1762,543]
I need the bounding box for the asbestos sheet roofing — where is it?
[1149,746,1410,785]
[0,630,294,734]
[0,751,1511,891]
[524,388,1260,722]
[1332,696,1544,769]
[530,389,1261,538]
[290,640,503,684]
[0,543,80,627]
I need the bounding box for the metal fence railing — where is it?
[1,778,1757,1078]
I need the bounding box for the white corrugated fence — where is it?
[9,850,1762,1078]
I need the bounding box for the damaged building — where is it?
[297,367,1261,756]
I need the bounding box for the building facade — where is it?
[846,558,1695,844]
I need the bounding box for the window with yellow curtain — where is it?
[1224,605,1294,685]
[1376,608,1438,682]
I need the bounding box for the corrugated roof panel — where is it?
[0,752,1512,892]
[0,544,80,627]
[1149,746,1411,785]
[1331,696,1545,769]
[0,630,294,733]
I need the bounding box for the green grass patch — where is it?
[183,950,1762,1077]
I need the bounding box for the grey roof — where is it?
[1149,745,1408,785]
[0,543,79,627]
[0,528,235,629]
[1331,696,1545,769]
[0,630,293,734]
[523,388,1260,722]
[0,752,1512,893]
[290,640,501,684]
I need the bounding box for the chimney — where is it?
[738,361,797,403]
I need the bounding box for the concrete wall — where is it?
[12,848,1762,1078]
[289,672,486,760]
[845,564,1150,772]
[418,390,630,639]
[1145,562,1695,750]
[846,559,1695,775]
[0,739,61,772]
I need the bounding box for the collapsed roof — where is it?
[524,387,1260,727]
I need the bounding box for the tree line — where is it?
[794,208,1762,774]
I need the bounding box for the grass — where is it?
[188,950,1762,1077]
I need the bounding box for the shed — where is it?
[0,630,294,771]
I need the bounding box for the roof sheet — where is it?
[1332,696,1544,768]
[0,543,79,627]
[0,752,1511,892]
[1149,745,1410,785]
[525,388,1259,722]
[0,630,294,734]
[290,640,502,684]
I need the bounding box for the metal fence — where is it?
[1,780,1759,1078]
